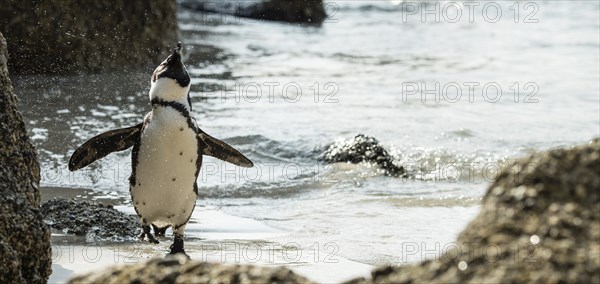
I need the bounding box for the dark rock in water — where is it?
[181,0,327,24]
[236,0,326,24]
[321,134,406,177]
[0,0,178,74]
[69,253,314,283]
[0,32,52,283]
[347,139,600,284]
[41,197,139,241]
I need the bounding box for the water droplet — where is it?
[530,235,540,245]
[458,261,468,271]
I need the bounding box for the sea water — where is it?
[14,0,599,281]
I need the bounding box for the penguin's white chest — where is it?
[131,107,198,228]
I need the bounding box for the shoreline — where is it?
[42,187,373,283]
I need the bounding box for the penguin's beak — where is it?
[165,42,187,73]
[152,42,190,87]
[165,42,183,67]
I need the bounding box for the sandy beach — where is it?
[42,187,373,283]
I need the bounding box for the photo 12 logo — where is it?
[51,241,341,265]
[396,240,541,265]
[401,81,540,104]
[196,82,339,104]
[400,2,540,24]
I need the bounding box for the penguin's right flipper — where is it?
[69,123,142,171]
[197,130,254,168]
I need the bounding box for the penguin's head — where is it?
[150,42,191,102]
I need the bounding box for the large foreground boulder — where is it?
[0,0,178,74]
[350,139,600,283]
[69,254,313,284]
[0,32,52,283]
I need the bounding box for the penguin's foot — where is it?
[147,235,159,244]
[168,234,188,257]
[141,225,160,244]
[167,249,190,259]
[139,232,160,244]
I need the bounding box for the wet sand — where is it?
[42,187,373,283]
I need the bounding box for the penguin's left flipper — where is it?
[197,130,254,168]
[69,123,143,171]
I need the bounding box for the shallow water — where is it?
[14,0,600,277]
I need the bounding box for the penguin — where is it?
[68,43,253,255]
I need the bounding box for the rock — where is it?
[0,0,178,74]
[321,134,406,177]
[0,32,52,283]
[181,0,327,24]
[41,197,139,241]
[69,253,314,283]
[348,139,600,283]
[236,0,326,24]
